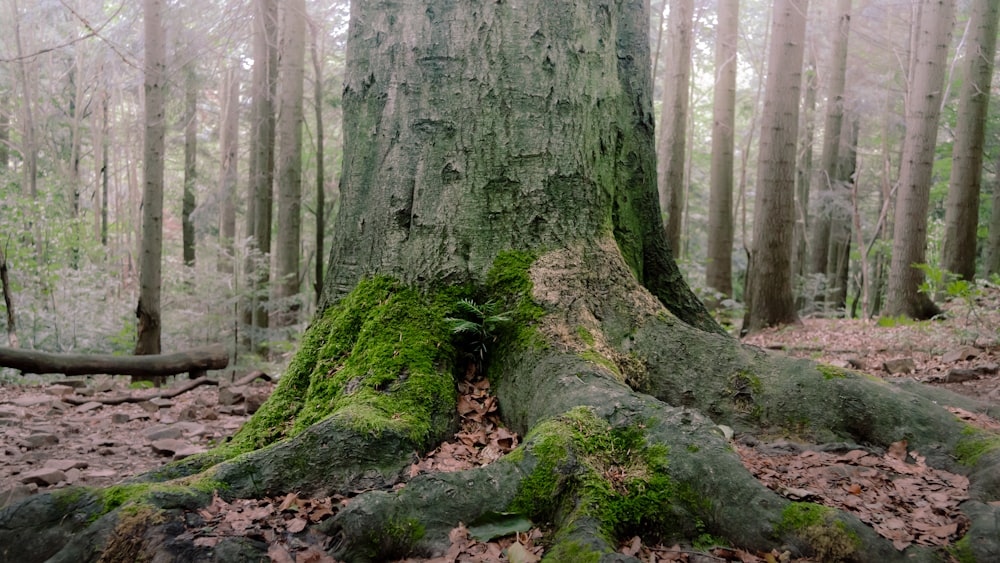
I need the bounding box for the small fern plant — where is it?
[445,298,512,359]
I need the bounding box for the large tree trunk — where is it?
[217,62,239,275]
[7,2,1000,562]
[941,0,1000,281]
[273,0,306,329]
[656,0,694,255]
[134,0,167,361]
[745,0,809,332]
[309,17,326,305]
[705,0,739,298]
[885,0,953,320]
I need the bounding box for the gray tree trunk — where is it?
[885,0,954,320]
[808,0,852,280]
[182,62,198,268]
[705,0,739,298]
[218,62,239,275]
[792,54,817,285]
[11,0,37,199]
[0,92,8,171]
[657,0,694,255]
[745,0,809,332]
[243,0,278,353]
[273,0,306,329]
[825,117,859,312]
[135,0,167,362]
[941,0,1000,281]
[309,17,326,305]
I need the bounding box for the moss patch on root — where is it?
[224,277,463,454]
[510,407,707,547]
[955,426,1000,466]
[777,502,861,562]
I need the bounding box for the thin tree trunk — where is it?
[746,0,809,332]
[11,0,37,200]
[825,117,858,312]
[792,53,817,286]
[885,0,953,320]
[0,246,17,348]
[219,63,239,275]
[135,0,167,364]
[182,62,198,268]
[705,0,739,298]
[100,88,110,247]
[309,18,326,304]
[274,0,306,328]
[657,0,694,254]
[941,0,1000,281]
[808,0,852,280]
[0,92,8,171]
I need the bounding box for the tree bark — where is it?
[705,0,739,298]
[217,62,239,275]
[273,0,306,329]
[242,0,278,354]
[657,0,694,256]
[808,0,852,282]
[792,54,817,286]
[885,0,953,320]
[182,61,198,268]
[0,246,16,348]
[0,344,228,377]
[745,0,809,332]
[0,91,8,172]
[135,0,167,359]
[941,0,1000,281]
[825,117,859,312]
[7,2,1000,562]
[11,0,37,199]
[989,172,1000,276]
[309,17,326,305]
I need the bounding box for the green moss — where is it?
[955,426,1000,466]
[816,364,855,380]
[576,326,596,346]
[99,478,222,516]
[97,504,165,563]
[728,370,762,414]
[580,350,622,379]
[543,539,602,563]
[510,408,705,546]
[777,503,861,562]
[50,486,92,511]
[224,277,460,454]
[947,534,976,563]
[485,251,548,354]
[368,517,425,560]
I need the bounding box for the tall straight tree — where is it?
[135,0,167,359]
[792,54,817,282]
[745,0,810,332]
[181,60,198,268]
[0,91,8,172]
[809,0,852,280]
[218,62,240,275]
[11,0,37,199]
[656,0,694,254]
[885,0,954,320]
[988,174,1000,276]
[705,0,739,298]
[941,0,1000,281]
[243,0,279,352]
[309,18,326,304]
[274,0,306,328]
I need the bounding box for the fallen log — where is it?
[0,344,229,377]
[62,376,219,406]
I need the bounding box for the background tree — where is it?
[705,0,739,298]
[218,61,240,276]
[745,0,810,332]
[988,171,1000,276]
[309,16,326,305]
[134,0,167,360]
[792,53,817,285]
[940,0,1000,281]
[657,0,694,255]
[885,0,954,320]
[274,0,306,329]
[243,0,279,354]
[181,58,198,268]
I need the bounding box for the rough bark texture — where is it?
[941,0,999,281]
[135,0,167,358]
[6,2,1000,562]
[885,0,953,320]
[310,18,326,304]
[705,0,738,298]
[218,63,239,275]
[808,0,851,281]
[745,0,808,332]
[182,62,198,268]
[274,0,307,328]
[0,344,228,377]
[657,0,693,255]
[0,247,15,348]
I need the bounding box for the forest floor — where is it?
[0,286,998,562]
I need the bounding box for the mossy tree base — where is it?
[4,242,1000,562]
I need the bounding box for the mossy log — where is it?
[4,245,1000,562]
[0,344,229,378]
